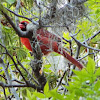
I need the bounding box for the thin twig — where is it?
[0,44,28,85]
[83,33,89,53]
[11,79,25,84]
[56,70,67,88]
[17,58,39,85]
[5,7,38,25]
[0,57,20,100]
[78,52,98,61]
[15,0,20,27]
[71,35,100,51]
[70,45,81,76]
[3,87,7,100]
[83,30,100,43]
[0,75,7,80]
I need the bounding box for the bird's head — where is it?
[19,21,29,31]
[19,21,36,32]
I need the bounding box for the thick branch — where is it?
[0,81,42,91]
[1,10,33,38]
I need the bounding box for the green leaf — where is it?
[73,69,89,82]
[44,82,49,95]
[95,67,100,76]
[44,64,51,68]
[17,48,27,60]
[75,88,84,96]
[50,89,65,100]
[63,32,71,40]
[87,57,95,74]
[83,88,94,95]
[27,90,36,100]
[87,97,93,100]
[65,92,75,100]
[27,90,32,99]
[6,0,15,4]
[43,68,52,73]
[0,4,4,12]
[94,80,100,91]
[33,91,45,98]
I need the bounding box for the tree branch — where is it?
[5,7,39,25]
[0,81,42,91]
[0,44,28,85]
[71,35,100,51]
[0,57,20,100]
[16,58,39,85]
[0,9,33,38]
[83,30,100,43]
[15,0,20,27]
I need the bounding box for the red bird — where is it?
[19,21,83,70]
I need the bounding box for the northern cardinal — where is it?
[19,21,83,70]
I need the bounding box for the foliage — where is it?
[26,57,100,100]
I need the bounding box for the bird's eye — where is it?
[23,22,27,26]
[21,22,27,26]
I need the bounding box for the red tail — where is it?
[55,48,83,70]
